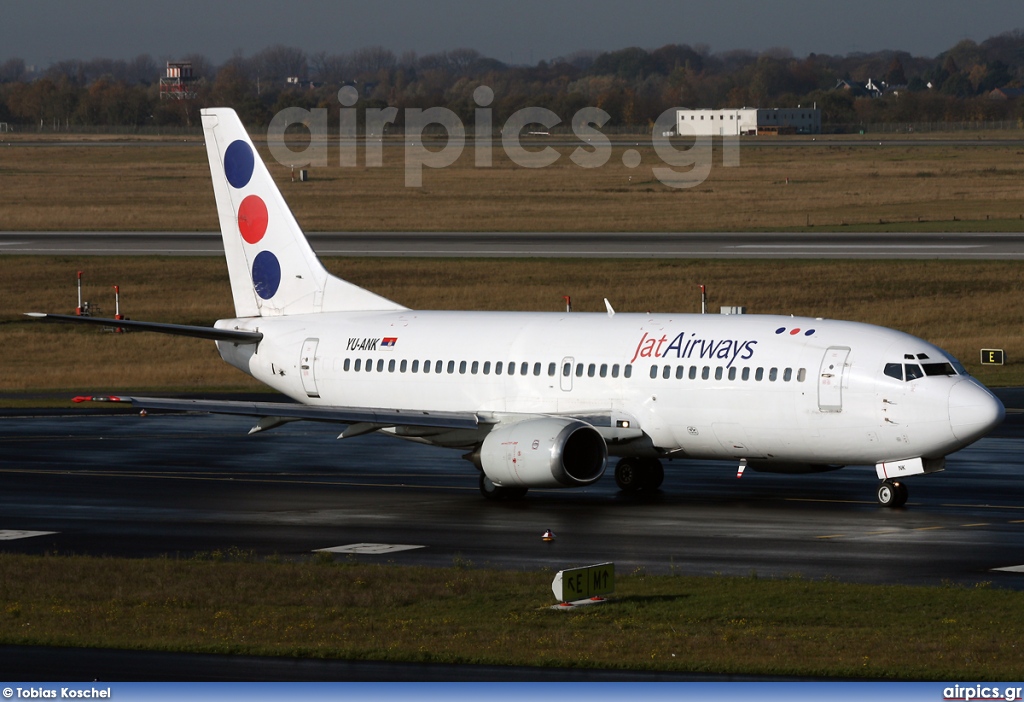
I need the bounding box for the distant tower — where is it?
[159,61,197,100]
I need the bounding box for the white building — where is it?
[676,108,821,136]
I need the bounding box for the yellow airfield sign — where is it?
[551,562,615,602]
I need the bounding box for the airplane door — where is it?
[300,338,320,398]
[560,356,574,392]
[818,346,850,412]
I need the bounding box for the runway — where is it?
[4,231,1024,258]
[2,400,1023,590]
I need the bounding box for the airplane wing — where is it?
[72,395,640,443]
[25,313,262,344]
[73,395,480,432]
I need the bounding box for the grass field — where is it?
[1,553,1022,679]
[2,135,1024,232]
[3,256,1023,393]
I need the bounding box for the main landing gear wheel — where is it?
[615,458,664,492]
[479,474,528,501]
[876,479,909,508]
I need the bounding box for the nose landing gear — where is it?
[876,479,909,508]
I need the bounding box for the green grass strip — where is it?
[1,552,1021,678]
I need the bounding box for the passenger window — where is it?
[471,361,479,374]
[400,359,407,373]
[742,367,750,381]
[388,359,396,373]
[545,363,553,376]
[366,358,373,372]
[728,367,737,381]
[689,366,697,380]
[624,365,632,378]
[661,365,670,379]
[483,361,491,375]
[769,368,778,381]
[523,362,530,375]
[600,364,608,378]
[611,364,620,378]
[905,364,924,381]
[434,360,442,374]
[354,358,361,371]
[676,365,685,379]
[411,360,419,373]
[783,368,792,382]
[344,358,351,372]
[701,366,710,380]
[884,363,903,381]
[459,361,467,374]
[588,363,596,378]
[447,360,455,374]
[495,361,503,375]
[575,363,584,378]
[755,367,764,381]
[797,368,806,382]
[424,360,432,374]
[715,367,723,380]
[563,362,571,377]
[650,365,659,379]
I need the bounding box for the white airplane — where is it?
[30,107,1005,507]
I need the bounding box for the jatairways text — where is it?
[630,331,757,367]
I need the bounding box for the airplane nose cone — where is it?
[948,380,1005,443]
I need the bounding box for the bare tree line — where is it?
[1,30,1022,130]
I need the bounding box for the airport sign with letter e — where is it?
[981,349,1005,365]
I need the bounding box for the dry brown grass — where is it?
[2,138,1024,232]
[2,256,1023,392]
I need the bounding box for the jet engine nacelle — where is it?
[476,418,608,489]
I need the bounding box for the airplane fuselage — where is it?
[215,310,1000,468]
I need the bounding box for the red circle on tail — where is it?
[237,195,268,244]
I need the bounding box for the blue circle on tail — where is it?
[224,140,254,189]
[252,251,281,299]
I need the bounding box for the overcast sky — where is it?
[4,0,1021,68]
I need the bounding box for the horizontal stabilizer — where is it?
[25,313,263,344]
[73,395,479,430]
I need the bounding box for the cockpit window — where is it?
[922,362,957,377]
[904,364,924,381]
[887,356,961,381]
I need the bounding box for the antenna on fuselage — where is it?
[700,284,707,314]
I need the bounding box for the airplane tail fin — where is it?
[201,108,405,317]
